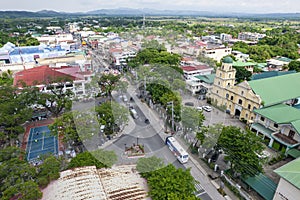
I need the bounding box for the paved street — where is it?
[72,83,242,200]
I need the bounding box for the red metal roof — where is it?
[181,65,210,72]
[13,65,77,87]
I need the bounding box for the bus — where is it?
[165,136,189,164]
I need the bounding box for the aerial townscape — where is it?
[1,1,300,200]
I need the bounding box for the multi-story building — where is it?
[181,65,213,80]
[208,57,300,153]
[201,47,232,62]
[238,32,266,41]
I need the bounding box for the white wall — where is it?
[273,178,300,200]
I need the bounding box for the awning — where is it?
[287,148,300,159]
[243,173,277,200]
[250,123,274,137]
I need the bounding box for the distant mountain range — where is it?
[0,8,299,19]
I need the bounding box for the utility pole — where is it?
[167,101,174,133]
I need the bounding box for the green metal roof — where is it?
[275,157,300,189]
[194,74,215,84]
[276,57,293,62]
[254,104,300,124]
[251,70,296,81]
[223,56,233,63]
[243,173,277,200]
[233,61,257,67]
[287,148,300,159]
[249,73,300,107]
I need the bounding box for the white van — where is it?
[130,108,138,119]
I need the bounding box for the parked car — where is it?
[203,105,212,112]
[196,106,203,111]
[145,118,150,124]
[184,102,194,107]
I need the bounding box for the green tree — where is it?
[233,66,252,83]
[36,77,73,117]
[0,70,13,86]
[288,60,300,72]
[194,126,208,148]
[136,156,165,177]
[2,180,42,200]
[217,126,264,177]
[96,101,129,135]
[202,123,224,150]
[0,85,33,146]
[98,74,121,97]
[37,156,61,188]
[68,149,117,169]
[181,106,205,134]
[145,164,197,200]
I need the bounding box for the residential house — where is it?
[267,56,292,71]
[181,65,213,80]
[186,74,215,97]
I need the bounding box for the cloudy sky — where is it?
[1,0,299,13]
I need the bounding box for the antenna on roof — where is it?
[142,14,145,29]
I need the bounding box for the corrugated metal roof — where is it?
[275,157,300,189]
[243,173,277,200]
[249,73,300,107]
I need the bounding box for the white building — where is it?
[238,32,266,41]
[273,158,300,200]
[201,47,232,62]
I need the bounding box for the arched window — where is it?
[238,99,243,105]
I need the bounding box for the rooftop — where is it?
[42,165,148,200]
[181,65,210,72]
[223,56,233,64]
[13,65,77,87]
[232,61,256,67]
[251,70,296,80]
[254,104,300,125]
[249,73,300,107]
[194,74,216,84]
[274,157,300,189]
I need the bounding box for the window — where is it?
[246,114,248,118]
[274,123,278,128]
[226,93,229,99]
[218,81,220,85]
[248,104,251,110]
[238,99,243,105]
[288,130,295,138]
[241,91,244,95]
[230,96,233,101]
[227,83,230,86]
[229,74,231,78]
[260,116,265,121]
[217,90,218,94]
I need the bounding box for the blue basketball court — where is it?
[26,126,58,162]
